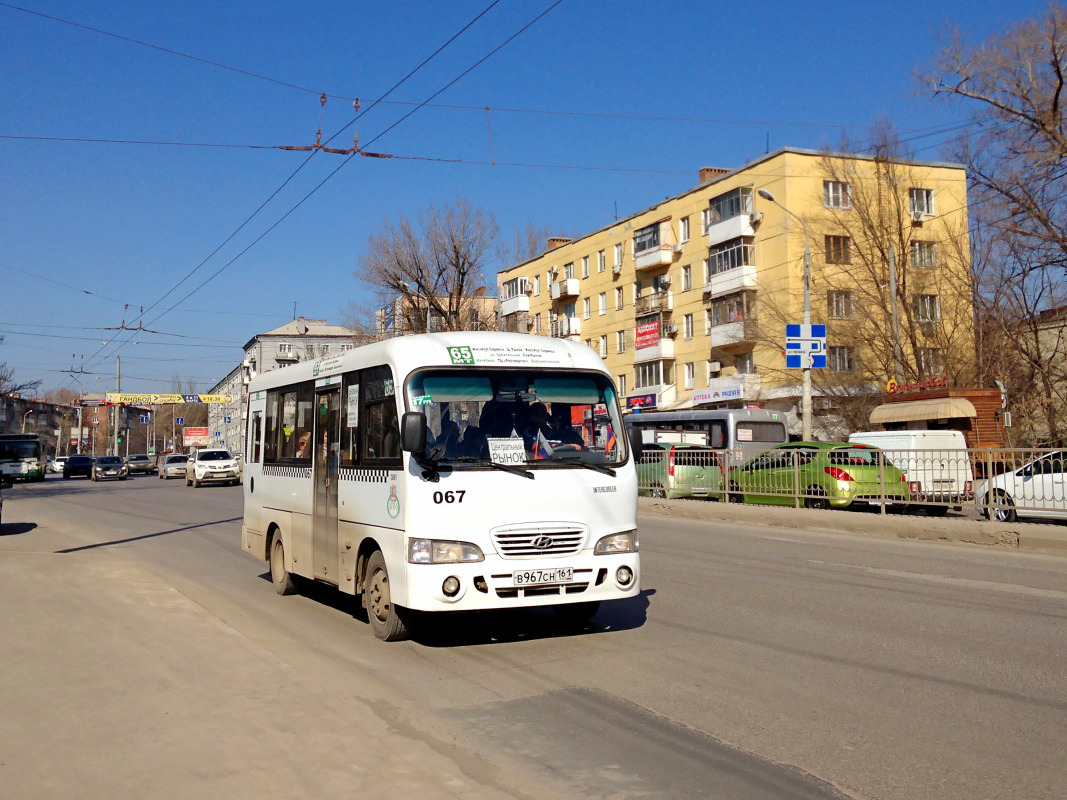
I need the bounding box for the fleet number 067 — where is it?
[432,490,465,504]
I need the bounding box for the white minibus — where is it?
[241,332,641,641]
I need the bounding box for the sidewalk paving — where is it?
[638,497,1067,555]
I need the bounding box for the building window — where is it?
[684,362,695,390]
[582,298,591,319]
[581,256,589,278]
[618,374,627,396]
[919,347,945,376]
[633,223,660,255]
[823,180,851,209]
[615,287,624,310]
[617,330,626,353]
[679,216,690,243]
[614,243,623,265]
[827,290,855,319]
[915,294,941,323]
[828,346,857,373]
[735,352,755,374]
[598,292,607,315]
[534,275,541,296]
[709,237,754,275]
[341,344,353,351]
[598,249,606,272]
[598,335,607,357]
[633,281,640,304]
[708,187,753,225]
[278,343,292,354]
[910,188,935,216]
[705,309,712,336]
[910,240,937,268]
[682,265,692,291]
[320,344,330,355]
[683,313,694,340]
[703,258,711,284]
[709,292,749,326]
[534,313,541,334]
[825,235,852,264]
[701,208,712,235]
[564,262,575,280]
[635,360,671,389]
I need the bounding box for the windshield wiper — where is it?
[545,451,616,477]
[447,456,534,480]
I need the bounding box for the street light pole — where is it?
[22,409,34,433]
[758,188,813,441]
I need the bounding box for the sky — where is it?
[0,0,1052,395]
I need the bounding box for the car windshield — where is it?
[405,368,627,468]
[97,456,122,465]
[826,447,886,466]
[168,455,188,463]
[129,455,149,462]
[198,451,232,462]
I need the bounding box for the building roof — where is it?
[241,317,359,350]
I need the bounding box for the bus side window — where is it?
[709,421,726,449]
[341,374,360,466]
[361,366,402,466]
[264,391,279,462]
[249,412,262,463]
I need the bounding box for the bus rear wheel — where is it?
[270,534,298,596]
[364,550,411,642]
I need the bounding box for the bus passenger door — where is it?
[312,388,341,583]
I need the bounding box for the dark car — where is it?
[63,454,94,479]
[125,454,155,475]
[92,455,128,481]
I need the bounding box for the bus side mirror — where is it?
[627,427,643,460]
[400,412,427,454]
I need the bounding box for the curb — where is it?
[637,497,1067,555]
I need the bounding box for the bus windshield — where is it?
[406,368,626,467]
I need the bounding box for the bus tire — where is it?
[364,550,411,642]
[270,534,298,596]
[553,601,600,626]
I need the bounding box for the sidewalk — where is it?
[638,497,1067,555]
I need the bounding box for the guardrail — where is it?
[635,445,1067,522]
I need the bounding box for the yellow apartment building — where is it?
[496,147,974,437]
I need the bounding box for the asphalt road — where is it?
[2,474,1065,800]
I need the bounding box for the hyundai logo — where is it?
[531,535,554,549]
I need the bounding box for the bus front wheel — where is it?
[270,534,298,596]
[364,550,411,642]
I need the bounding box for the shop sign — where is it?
[692,385,743,404]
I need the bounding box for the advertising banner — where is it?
[692,385,744,404]
[635,321,660,349]
[183,427,210,447]
[106,393,232,405]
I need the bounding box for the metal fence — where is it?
[636,445,1067,522]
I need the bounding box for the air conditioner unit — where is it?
[550,265,560,276]
[241,359,251,368]
[664,323,678,336]
[708,360,721,372]
[524,280,533,294]
[749,211,763,224]
[911,210,925,224]
[659,274,672,287]
[612,264,622,275]
[672,243,684,253]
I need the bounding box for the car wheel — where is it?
[649,483,667,499]
[727,481,744,503]
[804,487,830,510]
[991,490,1016,523]
[924,505,949,517]
[270,534,298,596]
[363,550,411,641]
[194,475,202,488]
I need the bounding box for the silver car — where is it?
[157,454,189,480]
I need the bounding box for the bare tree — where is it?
[350,199,500,337]
[0,336,41,396]
[507,222,553,264]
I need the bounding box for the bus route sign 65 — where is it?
[447,346,475,365]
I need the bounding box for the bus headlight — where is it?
[408,539,484,564]
[594,530,638,554]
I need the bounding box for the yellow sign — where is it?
[886,379,897,394]
[106,393,232,404]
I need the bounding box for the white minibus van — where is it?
[241,332,641,641]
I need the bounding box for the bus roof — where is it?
[248,332,611,393]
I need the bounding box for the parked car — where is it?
[848,429,974,515]
[727,442,910,510]
[125,454,155,475]
[52,456,68,474]
[0,477,12,527]
[638,443,723,500]
[92,455,128,481]
[186,448,241,487]
[976,450,1067,522]
[157,454,189,480]
[63,454,94,479]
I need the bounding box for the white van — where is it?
[847,430,974,514]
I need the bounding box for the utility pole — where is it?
[113,354,121,456]
[888,246,903,384]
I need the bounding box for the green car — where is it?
[727,442,910,509]
[638,443,724,500]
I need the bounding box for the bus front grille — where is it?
[494,583,590,599]
[491,526,585,558]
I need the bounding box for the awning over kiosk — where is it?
[869,397,977,425]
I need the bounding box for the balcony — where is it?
[550,316,581,338]
[550,278,580,300]
[634,290,673,316]
[706,212,760,247]
[703,265,758,299]
[500,294,531,316]
[275,349,297,362]
[634,245,677,271]
[634,336,675,363]
[709,318,759,352]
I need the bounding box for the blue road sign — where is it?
[785,323,827,369]
[140,415,149,424]
[175,417,184,425]
[224,416,232,424]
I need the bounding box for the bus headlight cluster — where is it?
[408,538,484,564]
[594,530,638,555]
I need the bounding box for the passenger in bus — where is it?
[295,432,311,458]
